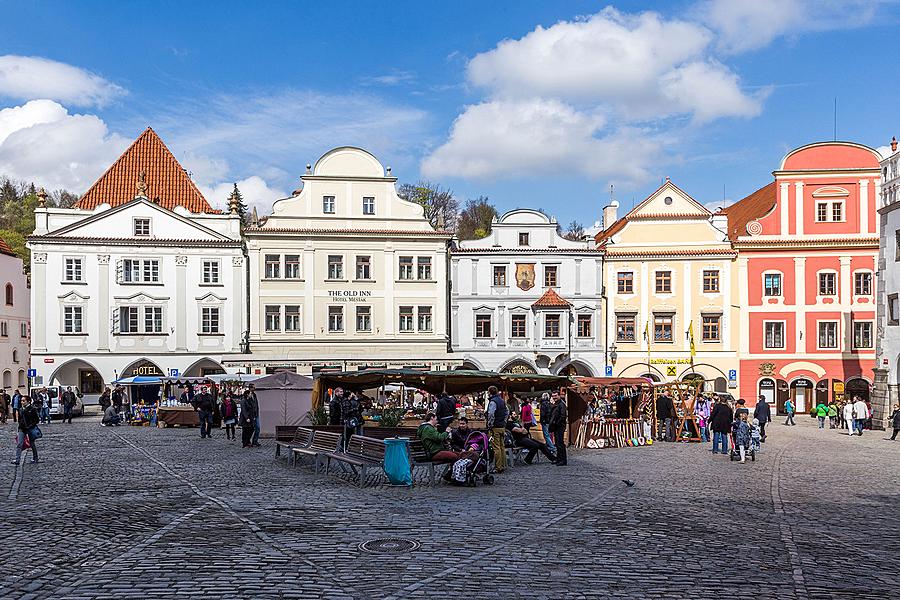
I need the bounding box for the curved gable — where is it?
[313,147,385,178]
[780,142,881,171]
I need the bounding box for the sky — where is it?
[1,0,899,226]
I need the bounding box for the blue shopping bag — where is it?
[383,438,413,486]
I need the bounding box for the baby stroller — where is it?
[448,431,495,487]
[728,431,756,462]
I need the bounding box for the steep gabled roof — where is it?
[0,237,16,257]
[718,181,776,240]
[74,128,214,213]
[594,179,708,244]
[532,287,571,309]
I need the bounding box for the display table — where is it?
[157,406,199,427]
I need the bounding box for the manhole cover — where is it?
[357,537,420,554]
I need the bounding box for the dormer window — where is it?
[362,197,375,215]
[518,232,529,246]
[323,196,335,214]
[134,218,151,236]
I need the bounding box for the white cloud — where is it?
[0,55,125,107]
[360,70,416,86]
[0,100,127,191]
[660,61,767,122]
[199,176,289,215]
[697,0,881,53]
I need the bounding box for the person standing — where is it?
[112,386,124,420]
[339,390,363,450]
[852,396,868,436]
[486,386,508,473]
[36,388,51,424]
[520,397,535,432]
[753,396,771,442]
[435,393,456,433]
[694,396,711,443]
[815,399,828,429]
[656,393,675,442]
[245,384,261,447]
[549,392,568,466]
[328,389,342,426]
[827,400,838,429]
[709,398,733,455]
[193,386,214,439]
[783,397,796,426]
[843,400,856,436]
[219,394,238,441]
[11,388,21,423]
[239,391,257,448]
[538,393,556,455]
[889,404,900,441]
[11,397,40,464]
[62,386,77,424]
[98,387,112,412]
[0,389,7,425]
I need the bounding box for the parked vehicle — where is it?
[31,386,85,418]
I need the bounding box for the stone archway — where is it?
[183,358,226,377]
[554,359,596,377]
[48,358,105,398]
[499,359,538,375]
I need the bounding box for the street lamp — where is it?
[609,343,618,366]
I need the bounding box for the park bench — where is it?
[292,430,342,473]
[408,439,450,485]
[274,427,313,464]
[324,435,386,487]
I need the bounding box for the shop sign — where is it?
[759,379,775,390]
[833,382,845,393]
[792,380,812,388]
[130,363,163,376]
[44,358,55,364]
[328,290,372,303]
[759,362,776,376]
[649,358,692,365]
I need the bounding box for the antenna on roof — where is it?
[833,97,837,141]
[609,183,615,202]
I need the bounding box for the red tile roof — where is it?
[74,128,214,214]
[717,181,776,240]
[604,248,737,258]
[531,287,571,308]
[0,237,16,257]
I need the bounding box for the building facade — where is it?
[451,209,604,375]
[28,129,245,402]
[0,240,30,393]
[597,180,739,390]
[237,146,455,375]
[874,136,900,427]
[725,141,881,412]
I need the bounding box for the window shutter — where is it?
[111,307,120,334]
[115,259,123,284]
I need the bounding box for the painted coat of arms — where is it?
[515,263,535,291]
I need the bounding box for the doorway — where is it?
[845,378,870,403]
[790,378,814,413]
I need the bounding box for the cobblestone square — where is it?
[2,417,897,599]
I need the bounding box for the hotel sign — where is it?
[328,290,372,302]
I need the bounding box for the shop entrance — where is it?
[845,378,870,403]
[790,378,814,413]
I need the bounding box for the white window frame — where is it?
[355,305,371,333]
[121,258,160,284]
[284,305,301,332]
[201,306,220,334]
[63,257,84,283]
[398,306,414,333]
[284,255,301,279]
[264,254,281,279]
[762,271,783,298]
[817,270,837,297]
[322,195,335,214]
[817,320,839,350]
[118,306,139,334]
[201,260,221,285]
[327,255,345,280]
[417,257,432,281]
[133,217,151,237]
[328,306,344,333]
[143,306,164,333]
[417,306,433,332]
[356,256,372,281]
[815,201,845,222]
[398,256,414,280]
[362,196,375,215]
[264,305,281,332]
[63,305,84,334]
[853,270,873,297]
[853,320,873,349]
[763,320,786,350]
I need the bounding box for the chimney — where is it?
[892,136,898,153]
[602,200,619,230]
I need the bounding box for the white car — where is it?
[32,386,85,418]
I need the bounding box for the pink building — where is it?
[723,141,881,412]
[0,238,30,392]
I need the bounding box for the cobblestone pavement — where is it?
[1,416,897,599]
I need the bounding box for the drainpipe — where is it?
[601,253,608,369]
[243,238,251,363]
[446,237,454,357]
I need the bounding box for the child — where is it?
[750,418,762,454]
[732,412,751,464]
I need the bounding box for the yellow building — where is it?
[596,180,740,392]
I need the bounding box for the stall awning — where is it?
[113,376,162,385]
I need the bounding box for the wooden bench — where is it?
[408,439,451,485]
[292,430,342,473]
[274,427,313,464]
[324,435,386,487]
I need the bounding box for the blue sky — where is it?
[1,0,898,225]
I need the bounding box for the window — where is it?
[20,322,27,338]
[265,254,280,279]
[202,260,220,284]
[544,314,561,338]
[133,218,151,236]
[818,321,838,349]
[356,256,371,280]
[510,314,526,338]
[577,314,592,337]
[853,321,873,349]
[889,293,900,326]
[655,271,672,294]
[144,306,163,333]
[701,315,721,341]
[356,306,371,332]
[896,231,900,261]
[284,255,300,279]
[616,315,636,341]
[119,306,139,334]
[327,255,344,280]
[417,257,432,280]
[12,350,17,363]
[653,314,673,342]
[518,232,529,246]
[417,306,433,332]
[493,265,507,287]
[64,258,83,282]
[764,322,785,349]
[398,257,414,280]
[399,306,414,332]
[544,265,558,288]
[0,322,7,337]
[818,272,836,296]
[284,305,301,332]
[475,314,492,338]
[4,283,11,305]
[702,270,720,293]
[764,273,782,297]
[322,196,335,214]
[63,306,83,333]
[617,272,633,294]
[832,202,843,222]
[362,196,375,215]
[816,202,828,222]
[328,306,344,332]
[816,201,844,222]
[854,272,872,296]
[265,305,281,332]
[201,307,220,334]
[121,259,159,283]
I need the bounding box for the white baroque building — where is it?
[451,209,605,375]
[236,146,456,374]
[0,240,30,393]
[28,129,246,402]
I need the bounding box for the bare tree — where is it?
[397,180,459,230]
[457,196,498,240]
[563,220,585,241]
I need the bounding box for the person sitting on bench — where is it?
[449,417,472,451]
[505,418,556,465]
[417,413,462,464]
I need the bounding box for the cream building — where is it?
[237,147,456,374]
[597,180,739,391]
[451,209,605,375]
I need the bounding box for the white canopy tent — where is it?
[252,371,315,437]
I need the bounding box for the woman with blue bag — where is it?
[11,396,41,465]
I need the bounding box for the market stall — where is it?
[111,375,163,426]
[252,370,314,437]
[155,376,217,427]
[568,377,656,449]
[653,380,703,442]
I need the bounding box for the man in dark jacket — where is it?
[753,396,772,442]
[246,384,261,447]
[435,393,456,432]
[506,419,556,464]
[328,389,343,426]
[12,397,40,464]
[486,386,508,473]
[709,398,733,455]
[449,417,472,451]
[549,393,568,466]
[62,387,77,424]
[656,393,676,441]
[193,386,215,439]
[539,392,556,455]
[240,391,258,448]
